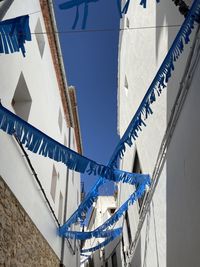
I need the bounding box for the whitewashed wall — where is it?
[117,0,200,266]
[0,0,80,265]
[82,196,117,267]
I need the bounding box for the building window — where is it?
[124,75,128,89]
[121,237,126,263]
[12,72,32,121]
[111,252,118,267]
[77,190,79,205]
[58,108,63,133]
[72,171,74,185]
[0,0,14,20]
[64,134,68,147]
[50,165,58,202]
[124,75,128,95]
[108,208,116,215]
[125,211,132,246]
[35,18,45,58]
[126,17,130,28]
[132,150,141,174]
[58,192,63,223]
[132,150,146,210]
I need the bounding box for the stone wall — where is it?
[0,176,60,267]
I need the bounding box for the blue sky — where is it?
[54,1,120,195]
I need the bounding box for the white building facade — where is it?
[102,0,200,267]
[0,1,82,266]
[82,196,119,267]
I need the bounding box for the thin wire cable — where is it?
[14,136,60,227]
[29,24,181,35]
[28,10,41,15]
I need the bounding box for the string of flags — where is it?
[59,174,150,236]
[64,227,122,240]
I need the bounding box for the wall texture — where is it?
[0,176,60,267]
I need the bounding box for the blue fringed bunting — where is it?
[0,103,149,184]
[64,227,122,240]
[0,15,31,56]
[81,229,121,253]
[59,175,150,235]
[109,0,200,168]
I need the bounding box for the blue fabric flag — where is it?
[0,103,149,184]
[0,15,31,56]
[59,0,200,236]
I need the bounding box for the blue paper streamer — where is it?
[0,103,149,184]
[59,175,150,235]
[64,227,122,240]
[60,0,200,237]
[81,229,121,253]
[109,0,200,168]
[0,15,31,56]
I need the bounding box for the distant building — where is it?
[82,196,119,267]
[0,0,82,266]
[102,0,200,266]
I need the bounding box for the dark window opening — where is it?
[12,72,32,121]
[132,150,145,210]
[125,211,132,246]
[108,208,116,215]
[111,252,118,267]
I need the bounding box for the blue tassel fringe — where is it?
[0,15,31,56]
[0,103,149,186]
[59,175,150,235]
[64,227,122,240]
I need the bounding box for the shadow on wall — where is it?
[131,238,141,267]
[156,1,200,267]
